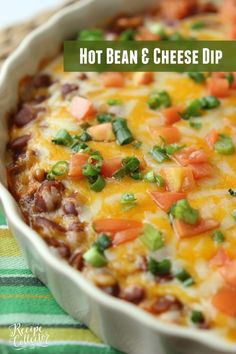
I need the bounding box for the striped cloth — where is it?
[0,212,123,354]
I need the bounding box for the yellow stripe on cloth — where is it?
[0,229,20,256]
[0,328,101,343]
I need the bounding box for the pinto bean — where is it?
[34,180,64,213]
[33,168,46,182]
[63,201,78,216]
[14,105,45,127]
[9,134,31,152]
[61,83,78,97]
[69,249,84,270]
[33,95,48,104]
[68,221,84,232]
[33,74,52,88]
[122,285,145,304]
[77,73,88,80]
[34,216,66,234]
[43,234,71,258]
[151,296,183,315]
[101,283,120,297]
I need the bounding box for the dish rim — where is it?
[0,0,235,352]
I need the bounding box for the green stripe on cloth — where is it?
[0,212,124,354]
[0,213,7,225]
[0,343,124,354]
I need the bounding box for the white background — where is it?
[0,0,63,28]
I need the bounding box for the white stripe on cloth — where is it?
[0,314,80,326]
[0,256,28,269]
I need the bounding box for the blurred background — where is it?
[0,0,64,28]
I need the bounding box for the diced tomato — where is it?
[212,72,227,79]
[174,218,219,238]
[231,72,236,89]
[136,28,160,40]
[210,248,230,268]
[133,72,154,85]
[220,259,236,288]
[149,191,186,212]
[173,147,208,166]
[161,107,182,126]
[220,0,236,23]
[103,72,124,88]
[68,153,89,178]
[207,77,230,98]
[160,0,197,20]
[190,163,213,180]
[101,158,122,178]
[205,129,219,149]
[113,227,143,246]
[93,219,142,234]
[87,122,115,142]
[68,96,95,121]
[161,166,196,193]
[212,286,236,317]
[230,25,236,39]
[151,126,181,144]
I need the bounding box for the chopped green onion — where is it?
[83,247,107,267]
[169,32,184,41]
[181,99,202,120]
[148,258,172,276]
[232,209,236,220]
[113,168,126,180]
[165,143,184,155]
[144,171,165,187]
[214,134,235,155]
[199,96,220,110]
[130,171,143,180]
[121,193,137,209]
[79,131,92,142]
[121,193,137,204]
[171,199,199,225]
[122,156,140,172]
[52,129,73,147]
[191,310,205,324]
[150,145,169,163]
[78,28,104,41]
[96,113,113,123]
[144,170,156,183]
[71,141,89,153]
[49,161,69,176]
[149,23,167,39]
[148,91,171,110]
[140,224,164,251]
[107,98,122,106]
[94,234,112,251]
[191,21,206,30]
[229,188,236,197]
[155,174,165,187]
[188,72,206,83]
[132,140,142,149]
[120,29,136,41]
[189,118,202,130]
[175,269,195,287]
[112,118,134,145]
[212,230,225,244]
[90,175,106,192]
[82,163,101,177]
[226,73,234,85]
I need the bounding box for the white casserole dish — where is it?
[0,0,235,353]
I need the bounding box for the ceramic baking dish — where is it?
[0,0,235,353]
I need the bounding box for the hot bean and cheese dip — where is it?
[6,0,236,342]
